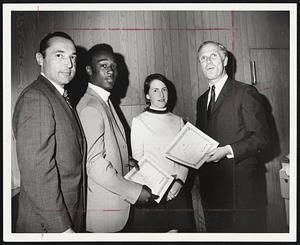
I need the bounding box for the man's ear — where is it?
[223,56,228,67]
[86,65,93,76]
[146,94,150,100]
[36,52,44,66]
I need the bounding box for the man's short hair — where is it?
[39,31,75,58]
[86,43,114,66]
[197,40,228,58]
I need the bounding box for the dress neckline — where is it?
[145,107,169,114]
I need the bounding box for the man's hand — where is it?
[206,146,231,162]
[136,185,159,204]
[167,180,183,201]
[128,157,140,170]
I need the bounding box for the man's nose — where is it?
[65,57,74,68]
[106,66,114,73]
[206,55,213,64]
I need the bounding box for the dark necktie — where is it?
[63,89,72,109]
[207,85,215,118]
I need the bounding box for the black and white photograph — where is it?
[3,2,296,242]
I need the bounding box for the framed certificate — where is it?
[124,156,174,203]
[165,122,219,169]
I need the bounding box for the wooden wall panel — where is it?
[144,12,155,76]
[202,11,211,41]
[152,12,164,75]
[11,10,290,232]
[186,11,198,124]
[250,48,289,232]
[161,12,173,81]
[11,12,39,108]
[233,12,244,81]
[193,11,206,98]
[178,12,192,121]
[135,12,147,106]
[216,12,227,46]
[224,12,233,54]
[109,11,121,52]
[169,11,182,116]
[238,12,251,83]
[209,12,218,41]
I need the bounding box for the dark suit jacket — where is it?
[196,77,269,210]
[12,75,86,233]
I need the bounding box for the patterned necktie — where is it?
[207,85,215,118]
[63,89,72,108]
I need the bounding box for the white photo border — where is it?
[3,3,297,242]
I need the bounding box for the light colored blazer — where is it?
[12,75,86,233]
[77,86,142,233]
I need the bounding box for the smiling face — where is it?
[198,42,228,84]
[146,79,168,109]
[86,51,117,92]
[36,36,76,87]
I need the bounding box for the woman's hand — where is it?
[167,180,183,201]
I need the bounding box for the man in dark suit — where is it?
[195,41,270,232]
[12,32,86,233]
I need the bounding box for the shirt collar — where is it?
[146,106,168,114]
[41,72,64,95]
[149,105,167,111]
[208,74,228,90]
[88,83,111,104]
[208,74,228,99]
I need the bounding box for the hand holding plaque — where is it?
[124,156,174,203]
[164,122,219,169]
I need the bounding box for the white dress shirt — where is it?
[88,82,110,104]
[207,74,228,108]
[40,72,64,95]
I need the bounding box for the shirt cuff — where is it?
[226,145,234,158]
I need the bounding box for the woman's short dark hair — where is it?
[144,73,169,104]
[39,31,74,58]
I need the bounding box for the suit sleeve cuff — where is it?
[226,145,234,158]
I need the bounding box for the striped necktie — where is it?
[207,85,215,118]
[63,89,72,108]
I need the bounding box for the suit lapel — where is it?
[201,89,209,130]
[39,75,87,217]
[210,77,232,116]
[39,75,85,154]
[108,100,126,142]
[88,87,126,142]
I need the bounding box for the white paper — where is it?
[165,122,219,169]
[124,156,174,203]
